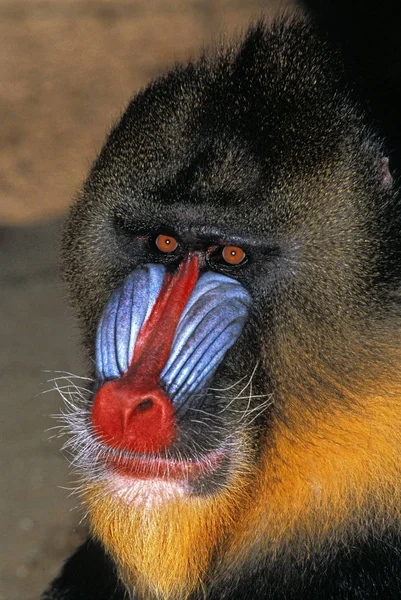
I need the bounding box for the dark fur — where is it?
[44,533,401,600]
[44,19,401,599]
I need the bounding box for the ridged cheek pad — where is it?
[95,263,251,407]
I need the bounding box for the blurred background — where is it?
[1,1,401,599]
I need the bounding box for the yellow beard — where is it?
[84,457,254,600]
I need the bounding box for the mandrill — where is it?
[43,17,401,600]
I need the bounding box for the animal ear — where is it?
[381,156,393,187]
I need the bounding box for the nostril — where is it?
[135,398,154,413]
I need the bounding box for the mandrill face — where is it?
[93,258,251,469]
[60,19,401,600]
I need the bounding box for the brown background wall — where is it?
[0,0,295,225]
[0,2,297,600]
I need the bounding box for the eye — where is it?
[155,234,178,253]
[222,245,246,265]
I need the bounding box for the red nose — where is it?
[91,255,199,455]
[92,378,175,454]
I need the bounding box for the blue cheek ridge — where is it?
[160,272,251,405]
[95,264,165,381]
[95,266,251,404]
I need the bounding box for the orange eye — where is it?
[222,245,246,265]
[155,234,178,253]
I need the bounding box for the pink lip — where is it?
[105,448,225,482]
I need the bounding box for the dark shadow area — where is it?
[303,0,401,175]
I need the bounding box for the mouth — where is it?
[104,447,226,483]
